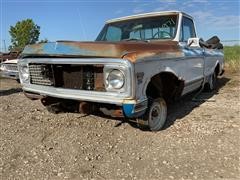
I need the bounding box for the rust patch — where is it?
[94,65,105,91]
[122,52,137,62]
[79,102,94,114]
[99,107,124,118]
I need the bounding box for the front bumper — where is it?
[0,70,19,79]
[23,83,131,105]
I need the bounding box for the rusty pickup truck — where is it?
[18,11,224,131]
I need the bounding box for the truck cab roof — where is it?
[106,11,193,24]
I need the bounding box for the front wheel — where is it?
[138,98,167,131]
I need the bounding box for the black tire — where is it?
[215,43,223,49]
[138,98,167,131]
[206,36,220,45]
[204,72,217,92]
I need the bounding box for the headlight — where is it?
[106,69,125,89]
[0,64,6,71]
[19,65,29,82]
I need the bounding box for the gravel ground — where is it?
[0,72,239,180]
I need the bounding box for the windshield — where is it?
[96,15,178,42]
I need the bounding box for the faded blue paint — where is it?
[23,42,100,56]
[182,47,223,57]
[183,48,203,57]
[203,49,224,57]
[122,103,147,118]
[122,104,135,117]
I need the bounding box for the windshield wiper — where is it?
[121,38,150,42]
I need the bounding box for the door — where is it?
[179,16,204,95]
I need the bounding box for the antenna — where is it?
[77,9,87,41]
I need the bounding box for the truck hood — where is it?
[22,41,181,62]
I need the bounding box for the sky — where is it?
[0,0,239,51]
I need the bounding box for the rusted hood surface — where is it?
[22,41,181,62]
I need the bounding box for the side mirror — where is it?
[187,38,200,47]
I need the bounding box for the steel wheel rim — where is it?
[149,103,163,128]
[148,99,167,131]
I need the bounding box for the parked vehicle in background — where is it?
[0,50,21,63]
[0,59,19,81]
[18,11,224,131]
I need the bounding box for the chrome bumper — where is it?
[23,83,132,105]
[0,70,19,79]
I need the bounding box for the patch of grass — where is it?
[224,45,240,72]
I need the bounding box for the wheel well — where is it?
[146,72,184,102]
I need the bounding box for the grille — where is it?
[29,64,54,86]
[4,64,18,71]
[29,63,105,91]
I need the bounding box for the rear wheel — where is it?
[138,98,167,131]
[205,71,217,92]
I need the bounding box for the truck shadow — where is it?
[163,77,230,130]
[95,77,230,131]
[0,88,22,96]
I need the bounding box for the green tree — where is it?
[9,19,40,50]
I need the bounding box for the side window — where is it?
[180,17,196,42]
[105,26,122,41]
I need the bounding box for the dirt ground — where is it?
[0,71,239,180]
